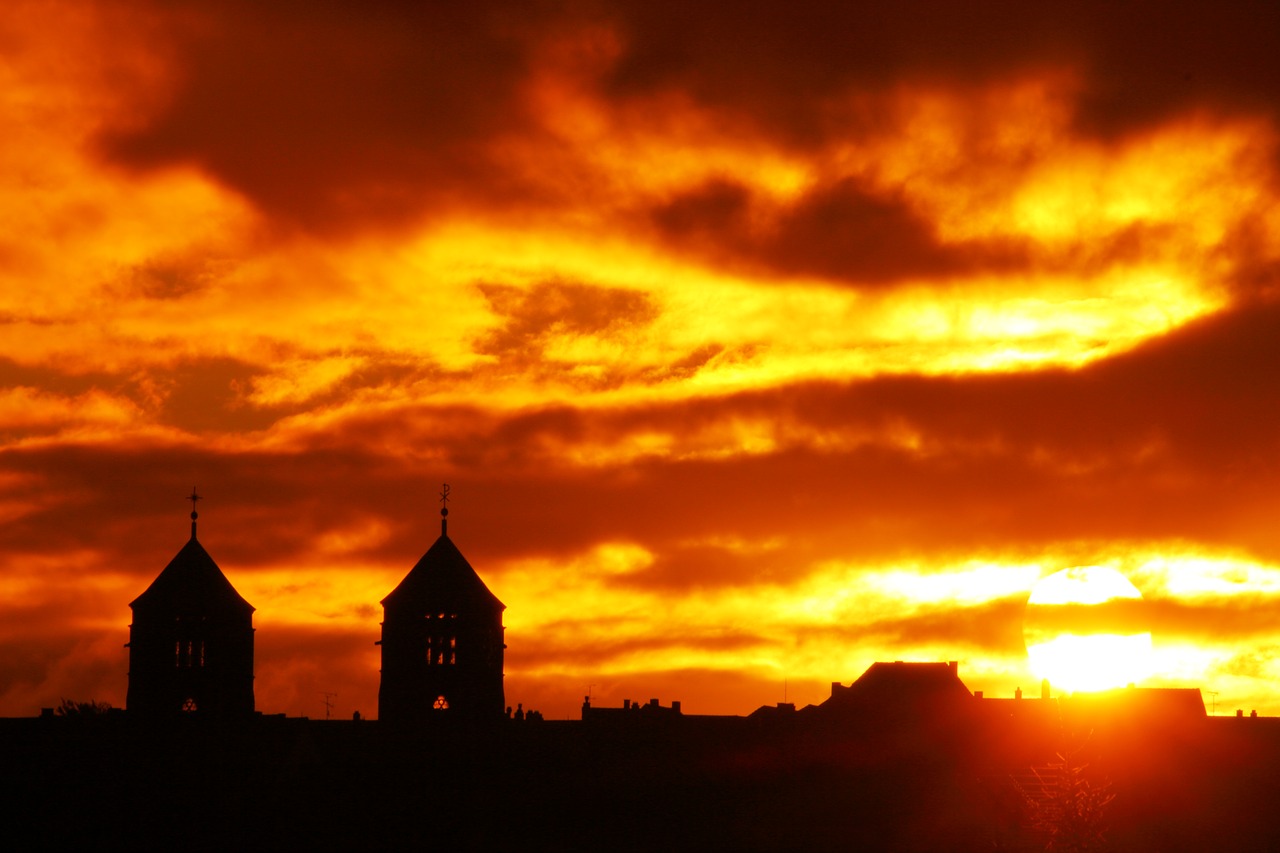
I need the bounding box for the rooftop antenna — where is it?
[188,488,201,539]
[1208,690,1219,716]
[439,483,450,536]
[322,692,337,720]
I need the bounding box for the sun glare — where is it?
[1024,566,1154,693]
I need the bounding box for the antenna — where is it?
[1208,690,1219,716]
[322,692,337,720]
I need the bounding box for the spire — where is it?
[439,483,450,537]
[188,487,201,540]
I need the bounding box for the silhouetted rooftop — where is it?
[129,531,254,617]
[381,531,505,614]
[823,661,972,713]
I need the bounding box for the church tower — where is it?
[126,491,255,719]
[378,486,506,723]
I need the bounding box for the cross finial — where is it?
[439,483,450,535]
[188,487,201,539]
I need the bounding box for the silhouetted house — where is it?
[126,500,255,718]
[822,661,973,720]
[378,503,505,723]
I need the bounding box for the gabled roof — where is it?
[130,531,254,617]
[381,530,505,614]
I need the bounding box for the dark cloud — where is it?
[99,0,552,234]
[0,357,109,400]
[624,541,817,592]
[1025,598,1151,638]
[1216,219,1280,299]
[644,177,1229,289]
[0,441,401,571]
[604,1,1063,144]
[0,354,272,439]
[1144,596,1280,642]
[604,1,1280,146]
[123,253,227,300]
[509,623,766,670]
[154,356,272,433]
[92,1,1280,251]
[648,177,1028,286]
[816,596,1029,655]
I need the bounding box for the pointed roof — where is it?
[130,519,254,617]
[382,528,505,613]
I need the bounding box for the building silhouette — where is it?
[125,492,255,718]
[377,494,506,723]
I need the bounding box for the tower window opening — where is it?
[426,614,458,665]
[175,639,206,668]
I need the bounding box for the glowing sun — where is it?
[1024,566,1153,693]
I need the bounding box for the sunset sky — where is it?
[5,1,1280,721]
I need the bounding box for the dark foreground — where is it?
[5,700,1280,851]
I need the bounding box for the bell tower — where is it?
[126,490,255,719]
[378,485,506,723]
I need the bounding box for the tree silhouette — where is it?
[53,699,113,717]
[1017,739,1115,852]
